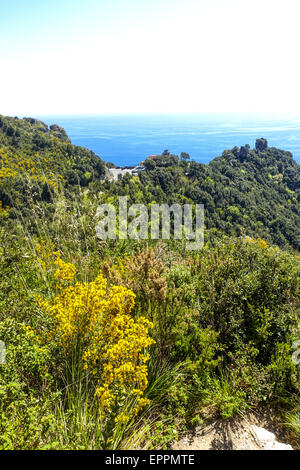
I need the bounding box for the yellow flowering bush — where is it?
[37,249,155,424]
[244,237,268,249]
[34,239,76,288]
[84,291,154,423]
[54,257,76,285]
[0,148,61,188]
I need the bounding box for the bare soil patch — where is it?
[172,409,294,450]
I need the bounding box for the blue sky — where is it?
[1,0,300,115]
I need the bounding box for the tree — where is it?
[180,152,190,161]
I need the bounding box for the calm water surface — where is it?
[38,113,300,166]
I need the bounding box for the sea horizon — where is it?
[36,112,300,166]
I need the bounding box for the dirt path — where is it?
[172,410,294,450]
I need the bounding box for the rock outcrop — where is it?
[250,425,293,450]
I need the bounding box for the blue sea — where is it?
[38,113,300,166]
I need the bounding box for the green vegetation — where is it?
[104,141,300,250]
[0,115,299,449]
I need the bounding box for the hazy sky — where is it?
[1,0,300,115]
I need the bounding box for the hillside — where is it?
[103,140,300,250]
[0,114,106,193]
[0,114,299,450]
[0,114,299,250]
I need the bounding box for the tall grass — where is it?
[284,396,300,449]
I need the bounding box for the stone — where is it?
[250,425,275,448]
[273,441,293,450]
[250,425,293,450]
[255,138,268,151]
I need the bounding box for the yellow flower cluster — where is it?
[0,201,10,217]
[34,239,75,286]
[37,249,154,422]
[86,306,154,422]
[25,325,35,337]
[0,166,17,181]
[25,324,42,344]
[0,149,61,188]
[54,256,76,285]
[38,272,108,345]
[244,237,268,249]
